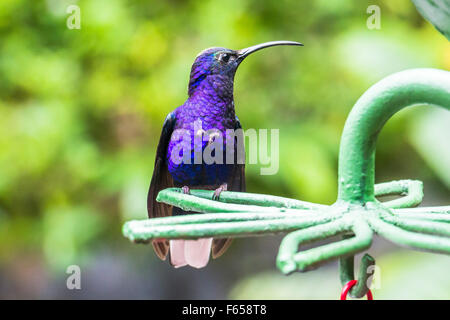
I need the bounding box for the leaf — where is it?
[412,0,450,40]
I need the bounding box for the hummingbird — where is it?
[147,41,303,268]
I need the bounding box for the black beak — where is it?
[236,40,303,62]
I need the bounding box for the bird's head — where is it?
[188,41,303,96]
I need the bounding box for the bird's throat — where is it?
[188,74,234,105]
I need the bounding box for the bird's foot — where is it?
[212,183,227,201]
[181,186,190,195]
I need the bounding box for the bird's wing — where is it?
[147,112,176,260]
[230,116,246,192]
[212,116,246,259]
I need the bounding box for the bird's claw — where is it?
[212,183,227,201]
[181,186,190,195]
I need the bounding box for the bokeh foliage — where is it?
[0,0,448,298]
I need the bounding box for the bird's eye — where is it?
[219,53,231,63]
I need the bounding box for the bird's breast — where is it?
[166,105,237,186]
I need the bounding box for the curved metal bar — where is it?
[277,216,373,274]
[157,188,285,213]
[178,188,328,210]
[367,216,450,254]
[277,218,351,274]
[122,67,450,296]
[374,180,423,209]
[394,206,450,215]
[123,213,337,242]
[124,210,319,227]
[380,214,450,237]
[337,68,450,204]
[391,212,450,223]
[392,206,450,222]
[339,253,375,299]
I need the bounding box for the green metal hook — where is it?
[339,244,375,298]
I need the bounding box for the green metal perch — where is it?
[123,68,450,299]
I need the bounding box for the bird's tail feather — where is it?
[169,240,187,268]
[170,238,213,268]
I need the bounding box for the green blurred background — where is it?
[0,0,449,299]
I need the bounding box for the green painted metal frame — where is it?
[123,68,450,298]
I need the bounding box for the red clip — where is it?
[340,280,373,300]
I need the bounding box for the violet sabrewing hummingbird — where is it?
[147,41,303,268]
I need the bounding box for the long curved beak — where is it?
[236,40,303,62]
